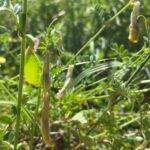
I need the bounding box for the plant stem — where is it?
[66,0,132,65]
[125,53,150,86]
[14,0,27,149]
[29,87,41,150]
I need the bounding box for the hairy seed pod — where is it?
[128,1,140,43]
[41,50,54,147]
[42,50,50,95]
[41,92,54,147]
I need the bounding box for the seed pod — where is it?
[128,1,140,43]
[135,140,148,150]
[41,50,54,147]
[41,92,54,147]
[42,50,50,95]
[57,65,74,99]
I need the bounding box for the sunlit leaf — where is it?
[70,61,122,87]
[71,111,88,124]
[24,48,42,87]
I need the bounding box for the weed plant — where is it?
[0,0,150,150]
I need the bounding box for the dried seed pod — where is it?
[41,50,54,147]
[128,23,139,43]
[135,140,148,150]
[41,92,54,148]
[128,1,140,43]
[42,50,50,95]
[57,65,74,99]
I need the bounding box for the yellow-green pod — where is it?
[128,24,139,43]
[128,1,140,43]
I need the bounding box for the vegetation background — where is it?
[0,0,150,149]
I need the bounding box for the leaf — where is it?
[0,7,10,12]
[0,100,14,106]
[13,4,21,14]
[71,110,95,124]
[24,48,42,87]
[0,141,13,150]
[26,34,36,49]
[0,115,13,124]
[70,61,122,87]
[0,26,8,34]
[71,111,88,124]
[80,135,93,147]
[0,129,4,141]
[3,0,13,9]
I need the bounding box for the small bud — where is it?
[26,34,39,51]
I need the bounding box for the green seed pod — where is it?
[128,1,140,43]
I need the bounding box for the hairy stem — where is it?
[14,0,27,149]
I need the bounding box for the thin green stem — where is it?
[125,53,150,86]
[66,0,132,65]
[0,82,17,102]
[29,87,41,150]
[138,15,150,47]
[14,0,27,149]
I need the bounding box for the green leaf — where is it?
[71,111,88,124]
[70,61,122,87]
[24,49,42,87]
[0,6,9,12]
[3,0,13,10]
[0,129,4,141]
[0,100,14,106]
[26,34,36,49]
[71,110,95,124]
[0,26,8,34]
[0,115,13,124]
[0,141,13,150]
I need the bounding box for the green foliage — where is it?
[24,49,42,87]
[0,0,150,149]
